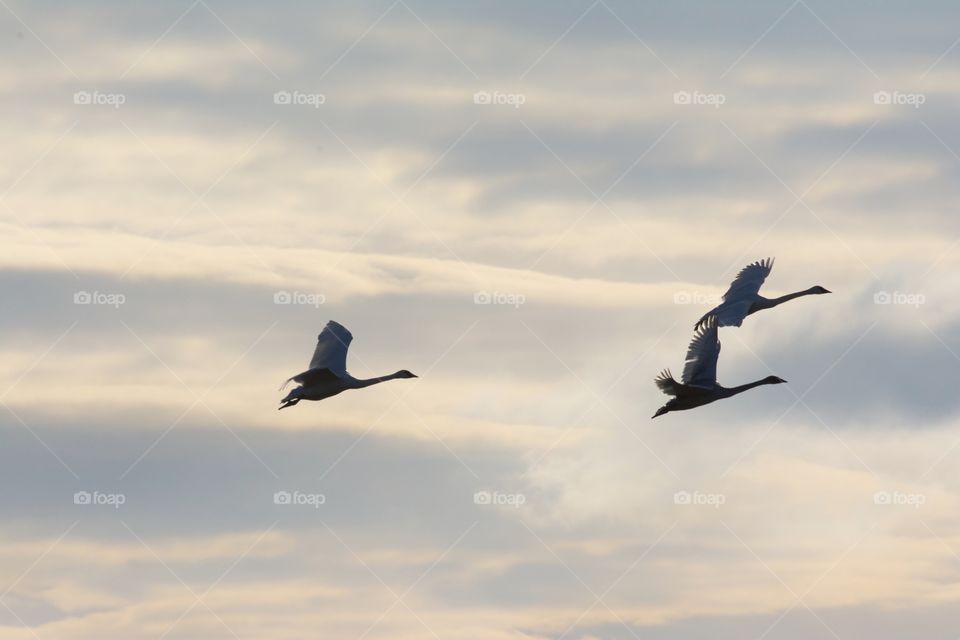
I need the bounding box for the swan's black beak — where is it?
[823,289,832,294]
[652,407,668,419]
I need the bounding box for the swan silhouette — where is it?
[694,258,830,330]
[653,316,786,418]
[279,321,417,409]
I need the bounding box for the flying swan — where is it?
[653,316,786,418]
[694,257,830,330]
[279,320,417,409]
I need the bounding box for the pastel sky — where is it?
[3,1,960,638]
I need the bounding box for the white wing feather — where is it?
[695,258,775,328]
[308,321,353,375]
[681,316,720,388]
[722,257,774,303]
[710,300,753,328]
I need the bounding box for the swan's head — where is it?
[394,369,418,379]
[811,286,831,294]
[763,375,788,385]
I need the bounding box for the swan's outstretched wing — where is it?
[681,316,720,388]
[654,369,683,396]
[308,321,352,374]
[694,257,774,329]
[723,257,774,303]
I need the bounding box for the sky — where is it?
[2,0,960,638]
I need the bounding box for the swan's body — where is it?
[279,321,416,409]
[653,316,786,418]
[694,258,830,330]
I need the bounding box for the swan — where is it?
[694,257,830,330]
[652,316,786,418]
[279,320,417,409]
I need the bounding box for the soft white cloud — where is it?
[2,0,959,638]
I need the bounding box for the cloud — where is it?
[3,0,960,637]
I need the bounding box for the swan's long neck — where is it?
[724,379,775,397]
[352,372,404,388]
[756,287,820,310]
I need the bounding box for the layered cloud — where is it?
[2,0,960,638]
